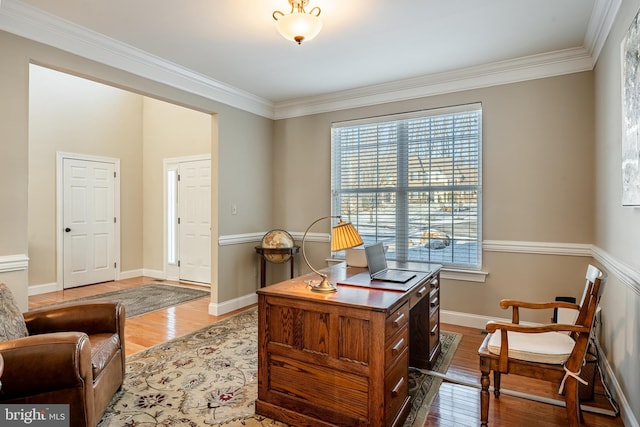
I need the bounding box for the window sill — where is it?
[441,268,488,283]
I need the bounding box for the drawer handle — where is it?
[415,286,427,297]
[430,297,439,307]
[430,324,438,336]
[393,312,406,328]
[392,337,405,356]
[391,376,405,397]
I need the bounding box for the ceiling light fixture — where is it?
[273,0,322,45]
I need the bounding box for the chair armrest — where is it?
[485,320,590,335]
[0,332,92,399]
[24,301,125,336]
[499,299,580,323]
[500,299,580,311]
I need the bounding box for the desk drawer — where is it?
[385,325,409,370]
[410,282,430,308]
[429,289,439,316]
[429,311,440,351]
[385,302,409,337]
[385,351,409,426]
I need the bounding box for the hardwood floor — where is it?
[27,276,247,356]
[427,324,623,427]
[29,278,624,427]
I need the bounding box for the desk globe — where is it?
[261,229,295,263]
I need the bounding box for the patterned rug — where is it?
[99,307,461,426]
[50,284,209,318]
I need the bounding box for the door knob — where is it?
[65,228,71,232]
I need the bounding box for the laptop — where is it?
[365,242,416,283]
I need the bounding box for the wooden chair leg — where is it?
[493,371,501,398]
[480,368,490,427]
[563,376,582,427]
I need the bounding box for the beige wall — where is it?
[0,30,273,310]
[593,0,640,421]
[216,106,274,301]
[0,32,30,306]
[28,64,144,285]
[275,72,596,323]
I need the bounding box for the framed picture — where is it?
[621,7,640,206]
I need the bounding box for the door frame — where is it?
[163,154,211,282]
[56,151,121,290]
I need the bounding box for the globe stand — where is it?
[255,230,299,288]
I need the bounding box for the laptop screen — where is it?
[365,242,388,276]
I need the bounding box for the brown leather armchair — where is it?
[0,301,126,427]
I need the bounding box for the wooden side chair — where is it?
[478,264,606,426]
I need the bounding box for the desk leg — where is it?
[260,257,266,288]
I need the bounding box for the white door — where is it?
[178,160,211,284]
[63,158,116,288]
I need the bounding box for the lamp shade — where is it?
[331,221,363,252]
[274,12,322,44]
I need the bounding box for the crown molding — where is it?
[0,0,620,120]
[0,0,275,119]
[273,47,594,119]
[584,0,623,60]
[273,0,620,119]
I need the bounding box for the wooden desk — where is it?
[254,246,300,287]
[256,262,441,427]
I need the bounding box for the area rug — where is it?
[98,307,461,426]
[51,283,209,318]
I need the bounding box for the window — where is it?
[331,104,482,269]
[166,168,178,265]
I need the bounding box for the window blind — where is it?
[331,104,482,269]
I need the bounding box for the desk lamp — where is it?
[302,216,363,293]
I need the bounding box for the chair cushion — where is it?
[487,330,575,364]
[89,333,121,379]
[0,283,28,341]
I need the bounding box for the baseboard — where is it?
[441,309,513,330]
[28,281,59,296]
[118,269,144,280]
[594,338,638,427]
[208,292,257,316]
[139,269,164,280]
[28,269,154,295]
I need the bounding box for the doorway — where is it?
[29,64,214,293]
[57,153,120,288]
[165,156,211,285]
